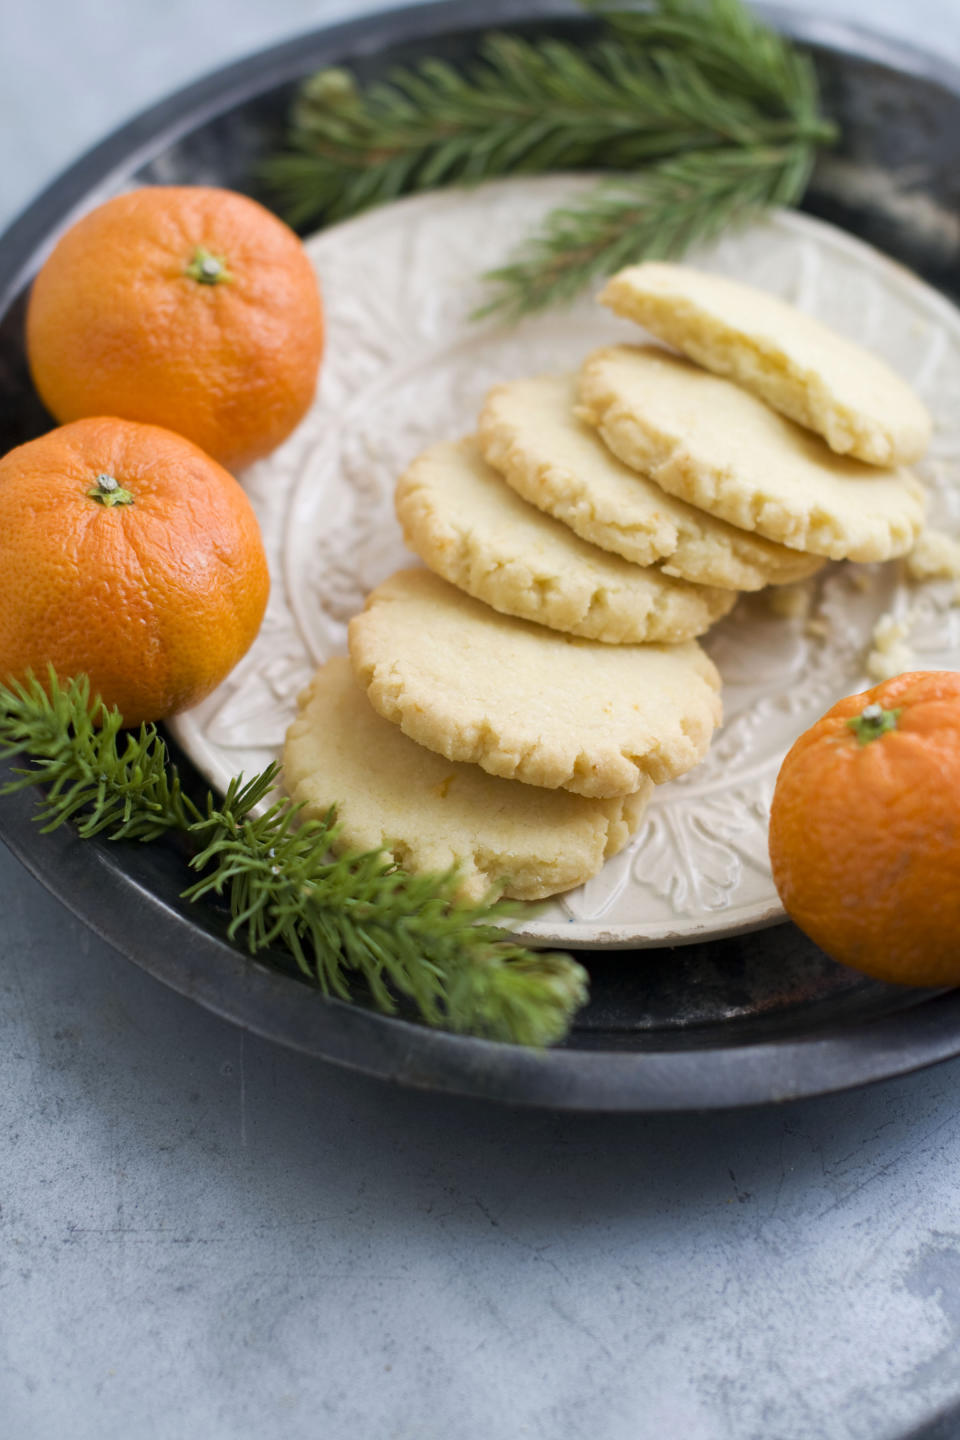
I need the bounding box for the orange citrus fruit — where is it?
[0,416,269,726]
[769,671,960,987]
[25,186,323,471]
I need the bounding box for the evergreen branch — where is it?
[0,670,196,839]
[591,0,828,127]
[185,787,586,1046]
[264,0,836,314]
[0,672,588,1048]
[264,12,831,229]
[476,141,814,320]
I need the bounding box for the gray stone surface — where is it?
[3,3,960,1439]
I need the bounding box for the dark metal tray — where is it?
[2,0,960,1111]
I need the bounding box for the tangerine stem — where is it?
[88,473,135,507]
[846,702,900,745]
[185,247,233,285]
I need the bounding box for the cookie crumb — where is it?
[865,612,914,682]
[906,528,960,582]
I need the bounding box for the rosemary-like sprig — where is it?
[265,0,836,316]
[0,672,196,839]
[593,0,821,118]
[0,672,588,1047]
[476,142,814,321]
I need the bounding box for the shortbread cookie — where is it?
[599,262,932,466]
[284,658,652,902]
[348,569,722,797]
[578,346,926,562]
[395,438,737,643]
[477,373,823,591]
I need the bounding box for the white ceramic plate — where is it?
[168,175,960,949]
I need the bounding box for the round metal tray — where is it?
[2,0,960,1111]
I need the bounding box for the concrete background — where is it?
[3,3,960,1438]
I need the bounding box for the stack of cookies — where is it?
[283,264,930,903]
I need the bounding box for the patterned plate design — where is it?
[168,176,960,949]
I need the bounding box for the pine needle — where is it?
[0,672,588,1047]
[264,0,837,314]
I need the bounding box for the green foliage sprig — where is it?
[477,143,813,317]
[265,0,837,318]
[0,672,195,839]
[0,672,588,1048]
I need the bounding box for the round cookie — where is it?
[395,438,737,643]
[284,658,653,903]
[577,346,927,563]
[477,373,823,591]
[599,262,932,466]
[348,568,722,798]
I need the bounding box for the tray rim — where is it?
[3,0,960,1111]
[7,772,960,1113]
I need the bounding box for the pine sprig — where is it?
[267,33,781,226]
[592,0,820,119]
[0,672,587,1048]
[265,0,836,314]
[0,671,196,840]
[185,779,585,1045]
[477,142,814,320]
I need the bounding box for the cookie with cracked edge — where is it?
[599,262,932,466]
[283,657,652,902]
[395,437,738,643]
[577,345,926,563]
[347,568,722,798]
[476,373,823,591]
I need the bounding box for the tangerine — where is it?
[26,186,323,471]
[769,671,960,987]
[0,416,269,726]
